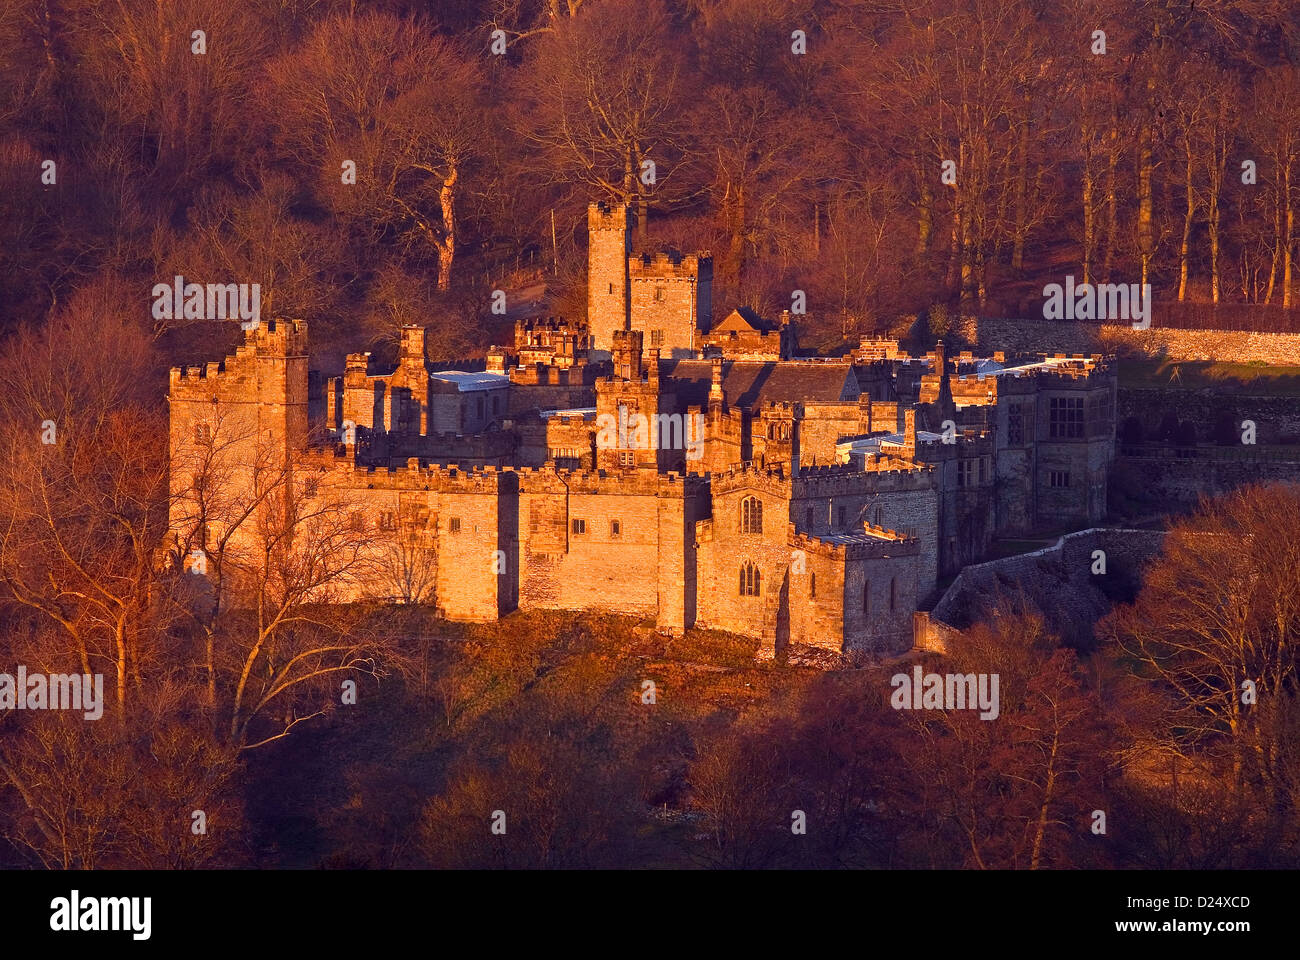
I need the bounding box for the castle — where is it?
[167,202,1117,659]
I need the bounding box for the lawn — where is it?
[1118,358,1300,394]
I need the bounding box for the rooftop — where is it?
[663,358,859,406]
[428,370,510,392]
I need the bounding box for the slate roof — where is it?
[809,529,906,546]
[661,359,859,407]
[428,370,510,392]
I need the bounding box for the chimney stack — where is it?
[709,355,724,404]
[400,325,426,366]
[903,407,917,458]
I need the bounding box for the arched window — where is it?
[740,562,762,597]
[741,496,763,534]
[889,577,896,611]
[863,579,871,615]
[809,572,816,598]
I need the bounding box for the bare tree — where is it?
[514,0,697,229]
[269,13,485,290]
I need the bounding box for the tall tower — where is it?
[168,319,309,558]
[588,201,634,355]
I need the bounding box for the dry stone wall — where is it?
[964,318,1300,365]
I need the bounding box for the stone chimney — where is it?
[400,325,426,366]
[903,407,917,458]
[486,345,509,375]
[344,352,370,386]
[709,355,724,405]
[648,348,660,384]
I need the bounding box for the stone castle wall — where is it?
[929,528,1168,644]
[1118,388,1300,444]
[963,317,1300,365]
[628,253,711,358]
[1113,452,1300,507]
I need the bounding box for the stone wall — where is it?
[912,611,964,654]
[515,470,702,634]
[964,317,1300,365]
[1113,452,1300,507]
[628,253,711,359]
[1118,388,1300,444]
[791,464,941,598]
[929,528,1168,646]
[799,399,868,467]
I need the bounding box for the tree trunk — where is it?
[1138,124,1154,292]
[917,173,932,256]
[1209,192,1221,304]
[1103,94,1120,282]
[1030,727,1060,870]
[947,202,962,295]
[115,619,127,720]
[1265,184,1281,304]
[1012,111,1030,272]
[437,162,458,292]
[1178,147,1194,301]
[1083,157,1095,286]
[1285,166,1294,309]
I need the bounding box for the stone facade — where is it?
[168,320,1119,659]
[587,202,711,358]
[168,219,1126,662]
[587,202,633,355]
[702,307,795,360]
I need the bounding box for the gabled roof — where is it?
[662,359,860,407]
[710,306,774,335]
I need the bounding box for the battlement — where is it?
[170,359,227,386]
[854,337,904,361]
[710,462,795,498]
[510,363,594,386]
[793,461,934,499]
[303,453,510,493]
[589,201,634,232]
[515,464,701,498]
[244,317,308,355]
[760,400,802,416]
[517,316,588,336]
[170,319,309,395]
[789,522,920,560]
[629,251,710,278]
